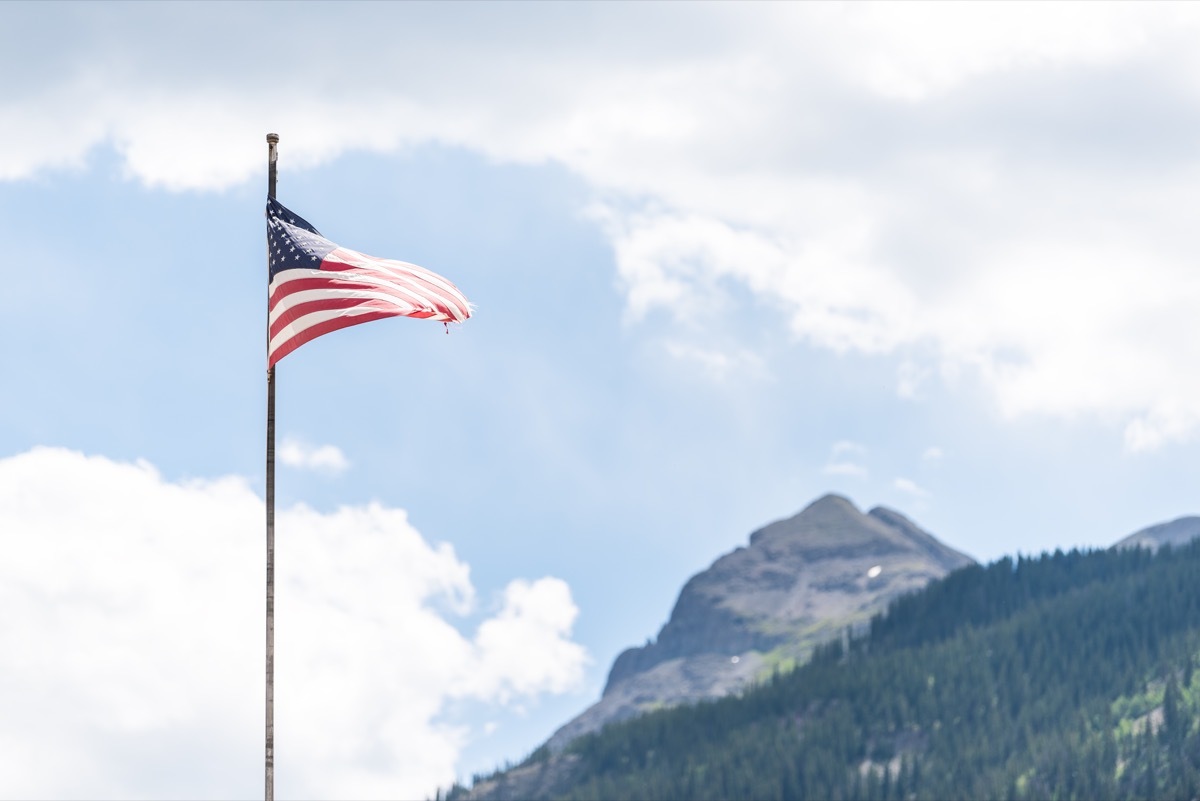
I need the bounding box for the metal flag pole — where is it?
[265,131,279,801]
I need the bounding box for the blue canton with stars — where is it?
[267,198,339,281]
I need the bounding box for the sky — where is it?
[4,1,1200,798]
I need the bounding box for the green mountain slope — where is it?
[457,542,1200,800]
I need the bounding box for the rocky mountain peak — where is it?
[747,494,942,561]
[544,494,974,752]
[749,493,865,546]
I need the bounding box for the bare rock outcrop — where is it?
[544,494,973,752]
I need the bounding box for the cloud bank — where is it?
[0,447,586,800]
[6,3,1200,445]
[279,436,350,474]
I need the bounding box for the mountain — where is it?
[454,525,1200,801]
[1115,515,1200,551]
[543,494,974,752]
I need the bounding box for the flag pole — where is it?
[265,131,279,801]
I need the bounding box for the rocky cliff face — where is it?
[544,494,974,752]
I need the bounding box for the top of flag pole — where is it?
[267,133,279,200]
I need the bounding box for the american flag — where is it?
[266,198,472,366]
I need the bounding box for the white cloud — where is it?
[828,2,1152,101]
[832,440,866,457]
[922,446,943,462]
[279,436,350,474]
[466,578,590,704]
[662,340,768,382]
[1123,403,1200,453]
[823,441,868,478]
[823,461,869,479]
[6,4,1200,445]
[894,477,931,498]
[0,447,586,800]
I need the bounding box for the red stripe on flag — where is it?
[269,273,459,322]
[270,262,470,324]
[268,277,424,318]
[268,309,403,366]
[270,296,421,342]
[323,249,471,319]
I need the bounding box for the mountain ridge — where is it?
[544,493,974,753]
[454,511,1200,801]
[1115,515,1200,552]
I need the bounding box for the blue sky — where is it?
[5,2,1200,798]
